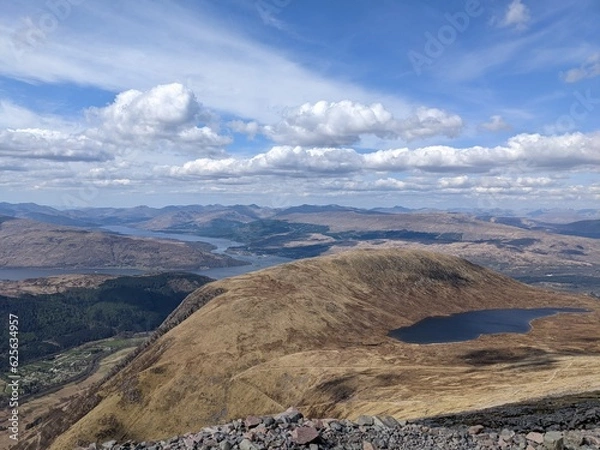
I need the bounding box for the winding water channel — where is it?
[0,226,291,281]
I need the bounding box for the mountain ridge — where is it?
[35,249,600,450]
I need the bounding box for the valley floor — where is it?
[1,339,141,450]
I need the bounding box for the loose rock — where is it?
[292,425,320,445]
[78,407,600,450]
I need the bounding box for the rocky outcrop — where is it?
[76,406,600,450]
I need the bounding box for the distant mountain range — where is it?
[136,204,600,277]
[2,202,600,292]
[2,202,599,229]
[476,215,600,239]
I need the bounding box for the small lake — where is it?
[388,307,589,344]
[0,226,291,281]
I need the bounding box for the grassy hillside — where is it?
[37,249,600,450]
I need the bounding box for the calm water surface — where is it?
[0,226,291,281]
[388,307,589,344]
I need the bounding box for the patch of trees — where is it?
[0,273,212,371]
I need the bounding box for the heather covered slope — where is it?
[47,250,600,449]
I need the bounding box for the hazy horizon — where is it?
[2,200,600,215]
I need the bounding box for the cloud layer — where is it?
[0,83,231,168]
[0,128,111,162]
[255,101,463,146]
[166,132,600,180]
[1,79,599,208]
[0,85,464,172]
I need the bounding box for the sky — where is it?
[0,0,599,210]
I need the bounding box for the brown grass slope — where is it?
[50,249,600,448]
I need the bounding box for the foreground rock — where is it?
[76,407,600,450]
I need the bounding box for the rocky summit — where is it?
[77,406,600,450]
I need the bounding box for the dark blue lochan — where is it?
[388,307,589,344]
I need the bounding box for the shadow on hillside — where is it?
[461,335,600,369]
[460,347,558,369]
[315,375,356,404]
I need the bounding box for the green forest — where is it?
[0,272,212,371]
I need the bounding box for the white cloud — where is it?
[303,174,570,210]
[263,101,395,146]
[367,132,600,172]
[165,132,600,179]
[443,13,588,83]
[86,83,230,151]
[371,175,557,194]
[500,0,531,30]
[3,82,598,208]
[241,101,462,146]
[260,175,568,207]
[561,53,600,83]
[399,107,463,141]
[0,2,597,209]
[4,132,599,208]
[0,128,111,162]
[0,83,232,179]
[167,146,363,178]
[480,115,512,132]
[90,84,202,138]
[228,120,260,139]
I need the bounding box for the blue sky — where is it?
[0,0,598,209]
